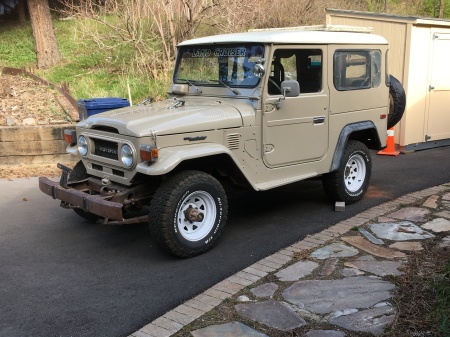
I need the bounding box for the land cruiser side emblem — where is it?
[184,136,207,141]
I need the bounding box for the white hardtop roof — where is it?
[178,25,388,46]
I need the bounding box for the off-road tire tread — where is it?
[388,74,406,129]
[68,160,88,182]
[149,170,228,258]
[322,141,371,204]
[68,161,99,223]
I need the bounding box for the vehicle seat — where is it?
[268,60,285,95]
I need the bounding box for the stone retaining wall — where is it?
[0,125,78,165]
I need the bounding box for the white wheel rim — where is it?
[344,154,366,193]
[177,191,216,242]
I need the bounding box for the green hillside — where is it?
[0,19,169,102]
[1,0,449,102]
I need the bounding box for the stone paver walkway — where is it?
[130,183,450,337]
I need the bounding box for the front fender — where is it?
[136,143,233,176]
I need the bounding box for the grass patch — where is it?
[0,23,36,67]
[385,237,450,337]
[433,262,450,336]
[0,18,171,102]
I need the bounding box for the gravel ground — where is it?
[0,163,73,179]
[0,72,75,127]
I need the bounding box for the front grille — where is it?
[93,139,119,160]
[112,169,124,177]
[92,163,103,171]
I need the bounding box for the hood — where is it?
[78,100,243,137]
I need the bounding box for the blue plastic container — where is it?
[77,98,130,120]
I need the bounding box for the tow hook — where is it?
[100,186,117,197]
[184,205,204,222]
[57,163,73,188]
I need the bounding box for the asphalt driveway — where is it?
[0,146,449,337]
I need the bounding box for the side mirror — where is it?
[275,81,300,109]
[252,64,265,78]
[276,80,300,109]
[281,80,300,97]
[171,84,189,96]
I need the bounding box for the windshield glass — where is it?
[174,44,265,88]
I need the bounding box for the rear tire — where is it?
[149,170,228,258]
[68,161,100,223]
[322,141,372,204]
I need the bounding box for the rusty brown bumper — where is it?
[39,177,124,221]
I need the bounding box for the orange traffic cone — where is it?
[378,127,400,156]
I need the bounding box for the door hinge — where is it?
[429,85,435,91]
[425,135,431,141]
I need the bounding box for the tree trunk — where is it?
[439,0,445,18]
[27,0,61,69]
[18,0,27,24]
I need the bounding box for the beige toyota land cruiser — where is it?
[39,25,406,258]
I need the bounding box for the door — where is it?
[263,47,329,167]
[427,32,450,141]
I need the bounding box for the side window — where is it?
[268,49,322,95]
[333,50,382,91]
[268,52,295,95]
[385,50,390,87]
[371,50,382,87]
[300,52,322,93]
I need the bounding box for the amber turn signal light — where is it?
[140,144,158,162]
[64,129,77,144]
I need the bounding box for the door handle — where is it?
[313,117,325,124]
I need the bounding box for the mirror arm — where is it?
[275,88,290,110]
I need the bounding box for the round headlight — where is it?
[78,135,88,156]
[121,144,134,168]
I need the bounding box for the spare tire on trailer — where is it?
[387,74,406,129]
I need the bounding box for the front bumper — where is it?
[38,177,124,221]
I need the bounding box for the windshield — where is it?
[174,44,265,89]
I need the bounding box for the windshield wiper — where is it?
[209,79,241,96]
[177,78,202,94]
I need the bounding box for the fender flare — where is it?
[136,143,234,176]
[330,121,380,172]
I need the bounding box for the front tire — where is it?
[322,141,372,204]
[68,161,100,223]
[149,170,228,258]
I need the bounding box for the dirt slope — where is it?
[0,72,77,178]
[0,73,75,126]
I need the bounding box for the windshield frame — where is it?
[173,43,265,90]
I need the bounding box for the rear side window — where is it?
[333,50,382,91]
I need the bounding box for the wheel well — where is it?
[169,154,251,190]
[348,128,381,150]
[330,122,381,172]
